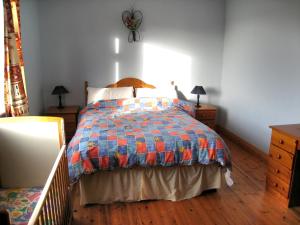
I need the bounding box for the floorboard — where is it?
[71,136,300,225]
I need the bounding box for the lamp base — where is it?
[195,94,202,109]
[195,104,202,108]
[57,95,64,109]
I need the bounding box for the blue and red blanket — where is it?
[67,97,231,181]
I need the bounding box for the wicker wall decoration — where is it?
[122,8,143,43]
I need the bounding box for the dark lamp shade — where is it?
[191,86,206,95]
[51,86,69,95]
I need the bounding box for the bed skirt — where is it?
[79,164,222,205]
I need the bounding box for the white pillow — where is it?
[110,87,134,100]
[136,87,177,99]
[87,87,133,104]
[87,87,109,104]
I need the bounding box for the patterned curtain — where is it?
[3,0,29,116]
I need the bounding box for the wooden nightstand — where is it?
[47,106,80,142]
[194,104,217,129]
[267,124,300,207]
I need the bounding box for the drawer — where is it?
[65,122,77,133]
[267,173,289,198]
[201,120,216,129]
[65,130,76,142]
[66,134,74,142]
[196,110,216,120]
[269,144,294,170]
[268,158,292,184]
[62,114,77,123]
[65,130,76,137]
[271,130,297,154]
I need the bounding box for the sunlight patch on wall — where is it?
[115,38,119,54]
[142,43,192,99]
[114,37,120,82]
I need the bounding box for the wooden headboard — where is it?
[84,77,156,106]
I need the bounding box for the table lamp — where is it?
[191,86,206,108]
[51,86,69,109]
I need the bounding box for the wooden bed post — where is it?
[0,209,10,225]
[84,81,88,106]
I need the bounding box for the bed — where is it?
[0,116,72,225]
[68,78,232,205]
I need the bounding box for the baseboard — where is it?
[216,125,268,162]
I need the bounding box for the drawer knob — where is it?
[279,140,284,144]
[273,182,278,187]
[275,169,280,174]
[277,154,282,159]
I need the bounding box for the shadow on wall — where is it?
[216,105,228,127]
[206,87,225,126]
[205,87,221,103]
[175,85,187,100]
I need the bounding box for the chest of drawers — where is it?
[47,106,80,142]
[194,105,217,129]
[266,124,300,207]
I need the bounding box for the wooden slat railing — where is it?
[28,145,72,225]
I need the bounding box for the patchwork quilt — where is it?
[0,187,42,225]
[67,97,231,181]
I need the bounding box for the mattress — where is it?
[0,187,42,225]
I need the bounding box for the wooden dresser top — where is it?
[47,106,80,114]
[195,104,216,111]
[270,124,300,140]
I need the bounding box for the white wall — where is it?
[21,0,43,115]
[219,0,300,152]
[38,0,225,108]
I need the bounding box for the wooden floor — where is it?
[71,136,300,225]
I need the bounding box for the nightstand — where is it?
[47,106,80,142]
[194,104,217,129]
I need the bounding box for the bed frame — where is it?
[79,78,222,205]
[0,117,72,225]
[84,77,156,106]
